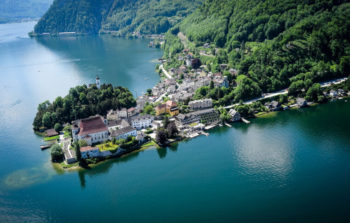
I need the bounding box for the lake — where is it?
[0,22,350,223]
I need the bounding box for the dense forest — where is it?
[164,0,350,102]
[33,84,136,131]
[34,0,202,35]
[0,0,52,23]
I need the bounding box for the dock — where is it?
[40,144,51,150]
[225,123,232,127]
[204,125,216,130]
[201,131,209,136]
[241,118,251,124]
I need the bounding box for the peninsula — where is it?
[32,0,350,169]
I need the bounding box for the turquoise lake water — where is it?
[0,22,350,223]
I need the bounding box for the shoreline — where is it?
[53,140,162,172]
[32,33,349,171]
[53,95,349,172]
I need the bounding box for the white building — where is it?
[130,115,154,130]
[117,108,128,119]
[189,99,213,110]
[229,109,241,122]
[110,126,137,140]
[72,116,109,146]
[80,146,100,159]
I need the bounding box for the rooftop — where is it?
[130,114,154,121]
[78,116,108,136]
[110,126,136,137]
[45,129,58,137]
[80,146,99,152]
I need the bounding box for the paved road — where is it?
[155,92,167,103]
[225,77,348,109]
[159,64,172,79]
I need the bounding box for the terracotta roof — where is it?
[128,107,136,112]
[155,104,166,110]
[80,146,99,152]
[166,100,177,108]
[78,116,108,136]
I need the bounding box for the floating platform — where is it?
[241,118,251,124]
[40,144,51,150]
[225,123,232,127]
[201,131,209,136]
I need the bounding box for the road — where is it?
[225,77,348,109]
[154,64,176,103]
[159,64,172,79]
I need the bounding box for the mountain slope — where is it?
[164,0,350,94]
[0,0,53,23]
[34,0,202,35]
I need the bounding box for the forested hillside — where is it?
[34,0,202,35]
[164,0,350,95]
[0,0,53,23]
[33,84,136,131]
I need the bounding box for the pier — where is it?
[201,131,209,136]
[241,118,251,124]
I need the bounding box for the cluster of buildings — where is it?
[72,112,154,147]
[155,100,179,116]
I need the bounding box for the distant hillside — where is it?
[164,0,350,93]
[0,0,53,23]
[34,0,202,35]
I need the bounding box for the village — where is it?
[42,56,349,168]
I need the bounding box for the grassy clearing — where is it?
[140,141,158,150]
[189,122,198,127]
[96,142,119,152]
[44,135,59,141]
[63,131,71,138]
[255,111,278,118]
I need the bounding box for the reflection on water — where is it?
[75,145,181,188]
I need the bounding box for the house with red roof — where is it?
[72,116,109,145]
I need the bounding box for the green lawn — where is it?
[44,135,59,141]
[140,141,159,150]
[189,122,198,127]
[63,131,71,138]
[96,142,119,152]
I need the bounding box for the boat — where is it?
[40,144,51,150]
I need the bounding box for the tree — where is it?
[74,142,81,162]
[279,94,288,104]
[234,76,262,101]
[340,56,350,75]
[306,83,322,102]
[163,116,169,128]
[42,112,52,128]
[143,104,155,115]
[78,140,88,148]
[146,88,152,96]
[156,128,167,145]
[167,122,178,138]
[288,80,304,96]
[210,80,214,89]
[219,108,231,123]
[54,123,62,132]
[50,144,63,162]
[191,58,201,69]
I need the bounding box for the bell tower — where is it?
[96,76,100,89]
